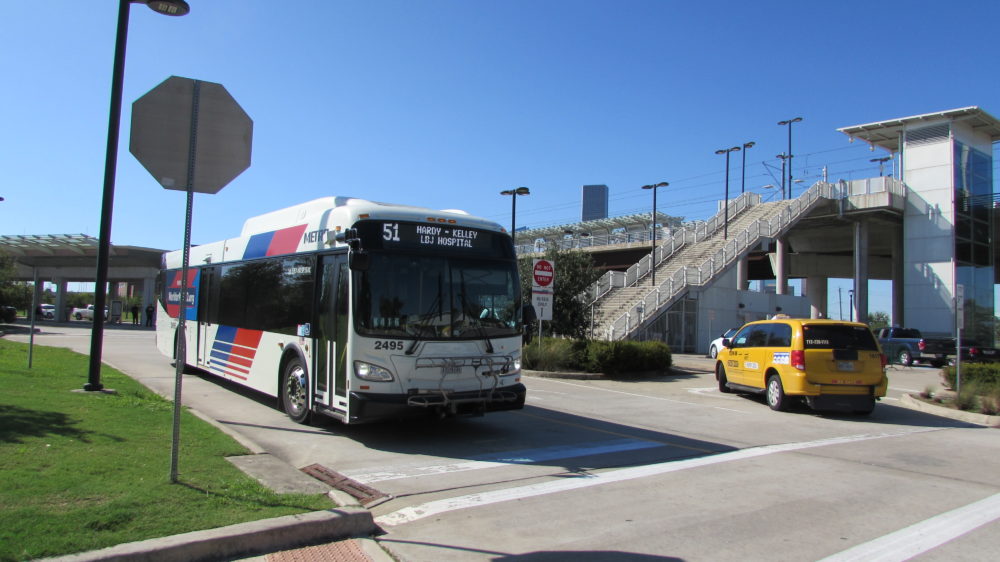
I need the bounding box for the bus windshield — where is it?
[355,253,521,340]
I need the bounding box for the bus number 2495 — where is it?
[374,340,405,351]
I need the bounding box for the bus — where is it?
[156,197,526,424]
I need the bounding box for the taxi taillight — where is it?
[791,350,806,371]
[881,353,888,369]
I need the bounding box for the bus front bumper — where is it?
[348,383,527,423]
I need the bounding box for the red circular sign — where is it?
[533,260,554,287]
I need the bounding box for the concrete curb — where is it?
[899,393,1000,427]
[523,369,604,380]
[39,508,377,562]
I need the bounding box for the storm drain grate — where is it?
[301,464,390,506]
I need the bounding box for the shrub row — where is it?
[942,362,1000,392]
[523,338,672,376]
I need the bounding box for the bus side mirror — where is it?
[349,251,369,271]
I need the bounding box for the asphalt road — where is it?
[8,323,999,561]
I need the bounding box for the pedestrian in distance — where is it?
[131,304,140,325]
[145,304,154,327]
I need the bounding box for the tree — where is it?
[0,251,25,309]
[518,247,600,339]
[868,311,890,331]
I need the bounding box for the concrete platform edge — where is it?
[38,508,377,562]
[899,393,1000,427]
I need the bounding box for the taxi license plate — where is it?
[836,361,856,372]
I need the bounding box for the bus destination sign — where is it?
[369,221,497,252]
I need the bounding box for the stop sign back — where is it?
[130,76,253,194]
[532,259,555,290]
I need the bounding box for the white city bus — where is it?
[156,197,526,424]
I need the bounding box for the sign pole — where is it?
[170,80,200,484]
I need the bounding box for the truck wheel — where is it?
[281,357,311,425]
[766,374,787,411]
[75,313,82,320]
[897,349,913,366]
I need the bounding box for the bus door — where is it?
[314,254,349,414]
[196,266,218,368]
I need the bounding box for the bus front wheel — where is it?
[281,357,311,425]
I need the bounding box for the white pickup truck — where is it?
[71,305,107,321]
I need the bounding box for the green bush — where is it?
[523,338,671,375]
[942,363,1000,392]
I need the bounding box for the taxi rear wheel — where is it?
[766,374,787,411]
[853,397,876,416]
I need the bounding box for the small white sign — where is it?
[532,292,553,321]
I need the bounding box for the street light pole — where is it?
[778,117,802,200]
[740,142,754,194]
[871,156,891,177]
[715,146,741,239]
[500,187,530,246]
[641,182,668,286]
[86,0,190,392]
[776,153,788,200]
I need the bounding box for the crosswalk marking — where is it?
[346,439,665,484]
[818,492,1000,562]
[376,427,941,526]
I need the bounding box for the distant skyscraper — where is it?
[581,184,609,221]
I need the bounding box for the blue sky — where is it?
[3,1,999,321]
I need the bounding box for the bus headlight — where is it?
[354,361,394,382]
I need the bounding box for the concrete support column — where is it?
[53,278,67,322]
[32,272,44,321]
[143,277,155,327]
[891,226,904,326]
[775,237,788,295]
[805,277,828,318]
[853,220,870,324]
[736,254,748,290]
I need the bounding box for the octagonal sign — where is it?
[130,76,253,194]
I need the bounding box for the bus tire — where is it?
[281,357,311,425]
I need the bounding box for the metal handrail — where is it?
[603,179,907,340]
[584,191,761,302]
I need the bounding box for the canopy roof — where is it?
[838,106,1000,153]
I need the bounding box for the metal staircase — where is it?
[586,182,841,340]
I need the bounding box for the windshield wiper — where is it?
[406,275,443,355]
[460,270,494,353]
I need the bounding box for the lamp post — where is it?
[641,182,668,286]
[777,117,802,200]
[85,0,190,392]
[871,156,891,177]
[715,147,741,239]
[500,187,530,247]
[776,153,789,199]
[740,141,755,194]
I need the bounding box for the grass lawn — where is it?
[0,339,333,561]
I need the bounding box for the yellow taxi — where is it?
[715,316,888,414]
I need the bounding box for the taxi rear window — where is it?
[803,325,878,350]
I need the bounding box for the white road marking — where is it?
[375,427,941,526]
[818,492,1000,562]
[537,378,747,413]
[346,439,664,484]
